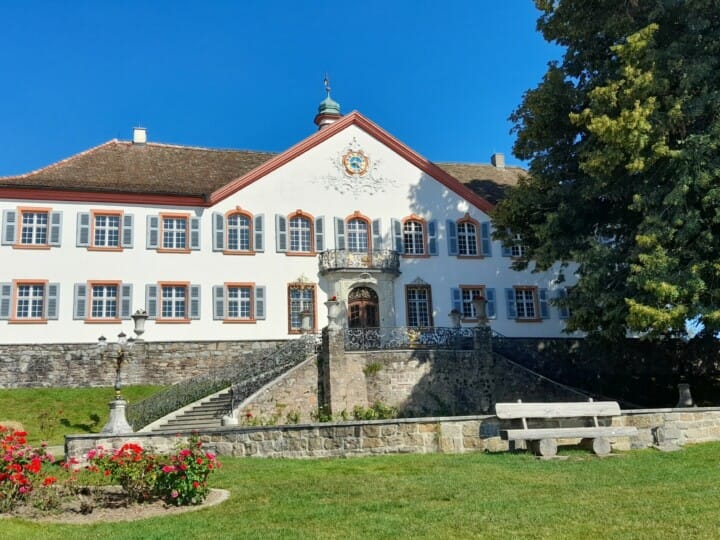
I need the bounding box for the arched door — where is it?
[348,286,379,328]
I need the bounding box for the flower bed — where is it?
[0,425,221,518]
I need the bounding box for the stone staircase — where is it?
[148,390,233,432]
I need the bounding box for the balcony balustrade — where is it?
[319,249,400,275]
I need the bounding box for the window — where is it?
[447,216,491,257]
[212,210,265,254]
[392,216,438,256]
[502,234,528,258]
[275,212,324,255]
[73,282,133,321]
[451,286,496,320]
[76,211,133,250]
[212,283,266,322]
[505,287,549,321]
[146,214,200,252]
[145,283,200,321]
[347,218,369,252]
[2,208,62,248]
[287,283,316,333]
[0,281,59,322]
[406,285,433,327]
[334,213,382,252]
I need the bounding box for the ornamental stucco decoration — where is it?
[315,137,397,197]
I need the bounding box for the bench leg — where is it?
[529,438,557,458]
[580,437,611,456]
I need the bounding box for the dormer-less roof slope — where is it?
[0,111,519,211]
[0,141,275,197]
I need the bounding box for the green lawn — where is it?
[0,386,164,445]
[3,443,720,539]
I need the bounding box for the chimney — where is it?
[133,127,147,145]
[491,153,505,169]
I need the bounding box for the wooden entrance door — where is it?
[348,287,379,328]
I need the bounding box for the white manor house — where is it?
[0,94,572,345]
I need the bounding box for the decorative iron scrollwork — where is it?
[344,327,475,351]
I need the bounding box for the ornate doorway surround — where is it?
[348,286,379,328]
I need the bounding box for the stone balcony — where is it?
[318,249,401,276]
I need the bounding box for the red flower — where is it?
[192,481,200,489]
[43,476,57,486]
[26,456,42,474]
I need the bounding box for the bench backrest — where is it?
[495,401,621,420]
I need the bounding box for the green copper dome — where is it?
[318,94,341,115]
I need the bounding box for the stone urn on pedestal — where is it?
[325,298,341,331]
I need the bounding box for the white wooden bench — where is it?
[495,400,638,457]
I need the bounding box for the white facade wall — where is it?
[0,124,576,344]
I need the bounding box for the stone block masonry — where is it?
[0,340,288,388]
[64,407,720,462]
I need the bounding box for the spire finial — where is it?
[324,73,331,98]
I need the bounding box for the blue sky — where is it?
[0,1,561,176]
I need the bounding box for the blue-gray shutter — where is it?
[212,212,224,251]
[558,289,570,319]
[212,285,224,320]
[120,284,133,319]
[446,220,458,255]
[76,213,91,247]
[0,283,12,319]
[539,288,550,319]
[391,219,403,253]
[49,212,62,246]
[189,285,201,319]
[255,286,266,320]
[427,220,438,256]
[146,284,158,319]
[451,288,462,313]
[2,210,17,245]
[121,214,134,248]
[46,283,59,319]
[190,217,201,250]
[480,222,492,256]
[501,244,513,257]
[505,288,517,319]
[334,217,346,250]
[315,216,325,252]
[275,214,287,252]
[147,216,159,249]
[254,214,265,252]
[73,283,87,320]
[486,288,497,319]
[372,219,382,250]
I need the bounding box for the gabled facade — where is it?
[0,99,572,345]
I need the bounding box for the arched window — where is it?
[289,215,312,253]
[227,212,252,251]
[275,211,324,255]
[347,218,369,252]
[403,220,425,255]
[457,221,478,256]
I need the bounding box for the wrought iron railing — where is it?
[344,327,476,351]
[127,335,318,430]
[319,249,400,274]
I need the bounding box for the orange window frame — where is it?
[286,210,316,257]
[156,281,191,323]
[287,283,317,333]
[456,215,482,258]
[14,207,51,250]
[85,280,122,323]
[513,286,541,322]
[401,214,429,258]
[88,210,124,252]
[224,208,255,255]
[405,284,434,327]
[223,282,256,323]
[346,211,371,253]
[10,279,49,323]
[158,213,191,253]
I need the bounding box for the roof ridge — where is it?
[437,160,526,170]
[0,139,120,180]
[116,140,278,155]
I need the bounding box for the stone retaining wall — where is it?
[0,340,287,388]
[65,406,720,461]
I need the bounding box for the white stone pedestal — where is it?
[101,399,134,434]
